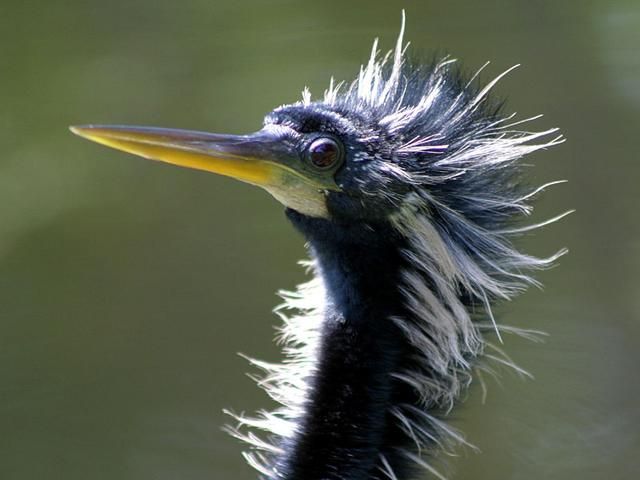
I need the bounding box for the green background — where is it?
[1,1,638,479]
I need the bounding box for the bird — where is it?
[70,14,567,480]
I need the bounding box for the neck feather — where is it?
[277,212,416,480]
[227,205,561,480]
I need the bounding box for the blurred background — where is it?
[1,1,638,479]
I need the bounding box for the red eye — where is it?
[306,137,343,170]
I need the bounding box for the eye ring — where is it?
[305,136,344,171]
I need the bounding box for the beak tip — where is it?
[70,125,105,142]
[69,125,87,137]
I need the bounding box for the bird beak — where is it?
[69,124,309,188]
[70,124,336,217]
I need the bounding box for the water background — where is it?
[1,1,638,479]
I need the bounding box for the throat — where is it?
[278,211,415,480]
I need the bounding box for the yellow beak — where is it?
[70,124,340,217]
[70,125,301,188]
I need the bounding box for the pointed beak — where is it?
[69,124,309,189]
[70,124,340,217]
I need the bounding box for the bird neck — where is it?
[280,210,417,480]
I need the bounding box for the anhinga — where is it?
[71,15,566,480]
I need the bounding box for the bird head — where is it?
[71,50,560,238]
[71,18,531,230]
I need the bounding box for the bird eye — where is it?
[306,137,343,170]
